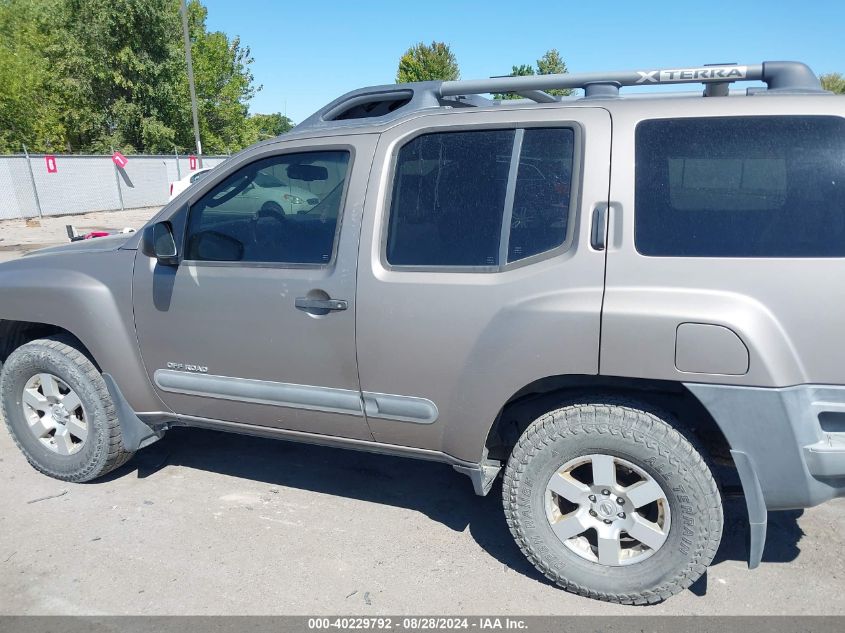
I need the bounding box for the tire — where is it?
[0,336,133,482]
[261,201,286,216]
[502,399,723,605]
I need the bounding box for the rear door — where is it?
[354,107,612,463]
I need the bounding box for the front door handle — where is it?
[295,297,348,312]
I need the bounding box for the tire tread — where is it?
[502,399,723,605]
[0,335,133,482]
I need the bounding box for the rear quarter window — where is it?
[635,116,845,257]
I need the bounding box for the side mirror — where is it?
[141,221,179,266]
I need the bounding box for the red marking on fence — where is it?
[45,155,57,173]
[111,151,128,169]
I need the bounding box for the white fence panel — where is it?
[120,157,171,209]
[0,157,40,219]
[34,156,120,216]
[0,154,231,220]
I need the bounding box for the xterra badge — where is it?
[637,65,748,83]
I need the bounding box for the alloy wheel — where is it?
[544,453,671,566]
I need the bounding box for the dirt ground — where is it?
[0,207,160,262]
[0,427,843,615]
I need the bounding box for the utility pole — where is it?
[21,144,43,219]
[180,0,203,168]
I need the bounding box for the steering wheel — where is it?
[251,202,287,248]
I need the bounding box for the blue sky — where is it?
[203,0,845,124]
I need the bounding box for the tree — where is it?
[250,113,294,139]
[494,64,535,100]
[46,0,188,153]
[509,64,535,77]
[396,41,459,83]
[493,49,573,101]
[0,0,68,152]
[820,72,845,94]
[180,0,260,154]
[536,49,572,97]
[0,0,264,154]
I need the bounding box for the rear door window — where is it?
[386,129,514,267]
[386,127,576,268]
[509,128,575,262]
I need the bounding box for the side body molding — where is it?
[362,392,438,425]
[154,369,364,417]
[154,370,440,425]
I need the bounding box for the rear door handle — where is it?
[295,297,348,312]
[590,204,609,251]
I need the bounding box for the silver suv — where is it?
[1,61,843,604]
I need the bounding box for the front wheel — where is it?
[502,400,723,604]
[0,336,134,482]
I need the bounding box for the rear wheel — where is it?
[503,400,723,604]
[0,336,133,482]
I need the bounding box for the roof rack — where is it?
[295,61,826,132]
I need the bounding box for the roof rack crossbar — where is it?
[514,90,558,103]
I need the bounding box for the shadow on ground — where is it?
[109,427,806,596]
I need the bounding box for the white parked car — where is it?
[169,168,320,215]
[234,170,322,216]
[169,169,212,201]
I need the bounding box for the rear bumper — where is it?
[685,383,845,511]
[804,440,845,479]
[686,382,845,568]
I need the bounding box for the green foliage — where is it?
[510,64,536,76]
[820,72,845,94]
[250,113,294,139]
[0,0,269,154]
[47,0,187,153]
[397,41,459,83]
[494,64,535,100]
[494,49,573,100]
[536,49,572,97]
[0,0,68,152]
[184,1,259,153]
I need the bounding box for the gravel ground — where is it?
[0,426,843,615]
[0,208,160,262]
[0,208,843,615]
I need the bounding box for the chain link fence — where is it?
[0,153,229,220]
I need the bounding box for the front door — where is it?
[132,135,377,440]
